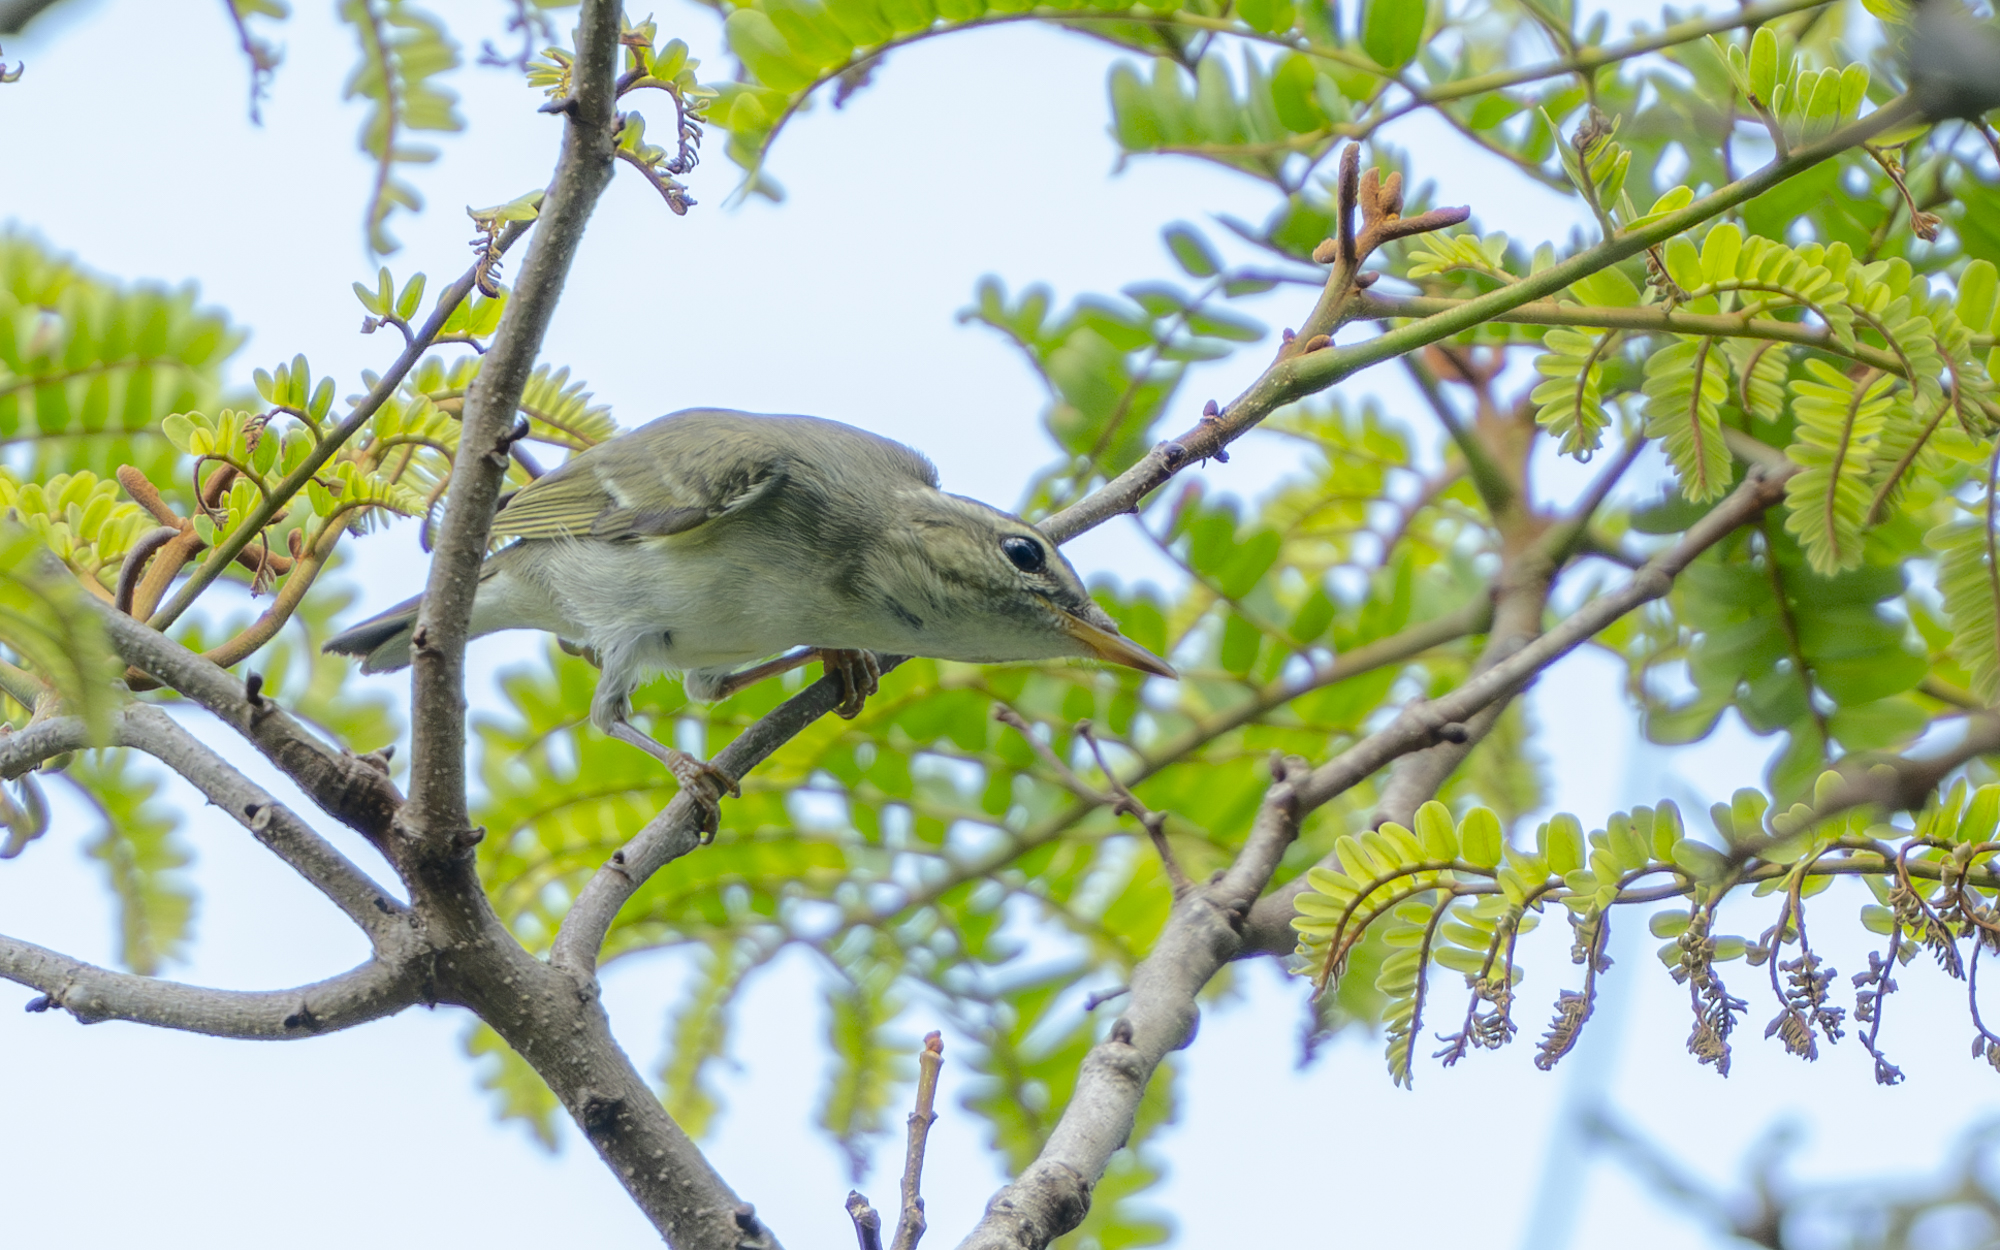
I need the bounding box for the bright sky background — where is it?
[4,2,1999,1247]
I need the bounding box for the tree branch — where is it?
[322,8,783,1246]
[1292,464,1795,813]
[1355,292,1980,387]
[551,660,902,974]
[958,758,1309,1248]
[0,938,420,1038]
[116,703,407,942]
[1035,95,1919,548]
[890,1031,944,1250]
[0,703,403,939]
[401,6,621,862]
[1793,714,2000,831]
[148,222,530,631]
[91,599,405,844]
[1240,461,1800,953]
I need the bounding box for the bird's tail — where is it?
[322,593,425,673]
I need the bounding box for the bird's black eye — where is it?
[1002,535,1046,573]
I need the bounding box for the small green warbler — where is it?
[326,409,1175,825]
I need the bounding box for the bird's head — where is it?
[862,490,1177,680]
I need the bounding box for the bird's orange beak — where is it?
[1057,611,1178,679]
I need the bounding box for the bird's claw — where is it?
[666,748,739,843]
[604,717,739,842]
[819,648,880,719]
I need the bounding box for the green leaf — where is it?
[1957,259,1998,336]
[1643,336,1733,502]
[1236,0,1295,37]
[1543,812,1583,876]
[1360,0,1424,70]
[1459,806,1503,868]
[1781,359,1895,574]
[1569,264,1640,307]
[725,9,815,93]
[1748,26,1778,102]
[1415,800,1457,860]
[1162,223,1220,278]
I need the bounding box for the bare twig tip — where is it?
[847,1190,883,1250]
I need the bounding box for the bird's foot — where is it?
[817,648,879,719]
[666,748,740,843]
[705,647,880,718]
[606,719,739,842]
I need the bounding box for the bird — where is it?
[324,408,1177,831]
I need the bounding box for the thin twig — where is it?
[991,705,1108,804]
[147,221,530,630]
[889,1031,944,1250]
[1077,720,1189,894]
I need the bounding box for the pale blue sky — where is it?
[3,2,1996,1247]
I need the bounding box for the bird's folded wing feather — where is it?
[491,442,783,542]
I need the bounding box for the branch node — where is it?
[244,671,265,708]
[1160,441,1187,468]
[579,1090,624,1136]
[1200,398,1221,420]
[1435,721,1471,744]
[1109,1016,1134,1045]
[24,993,53,1013]
[1083,985,1130,1010]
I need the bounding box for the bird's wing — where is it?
[492,422,784,542]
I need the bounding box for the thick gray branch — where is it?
[959,768,1306,1248]
[116,703,406,942]
[93,601,405,843]
[0,713,91,778]
[0,705,401,939]
[343,5,780,1245]
[402,3,622,853]
[0,936,420,1037]
[445,943,779,1250]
